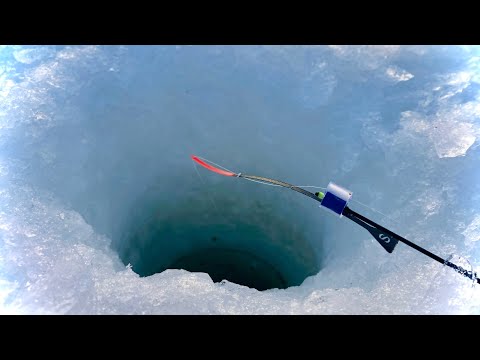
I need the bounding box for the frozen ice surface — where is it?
[0,45,479,314]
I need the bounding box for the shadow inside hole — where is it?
[169,247,288,291]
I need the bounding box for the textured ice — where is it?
[0,45,479,314]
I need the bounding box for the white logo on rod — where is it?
[379,234,391,243]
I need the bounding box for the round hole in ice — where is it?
[114,188,321,291]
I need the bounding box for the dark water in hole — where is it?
[117,187,322,292]
[169,247,288,291]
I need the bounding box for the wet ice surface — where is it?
[0,45,479,314]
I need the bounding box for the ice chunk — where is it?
[431,120,476,158]
[385,66,414,82]
[463,215,480,243]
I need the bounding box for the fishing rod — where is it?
[191,155,479,285]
